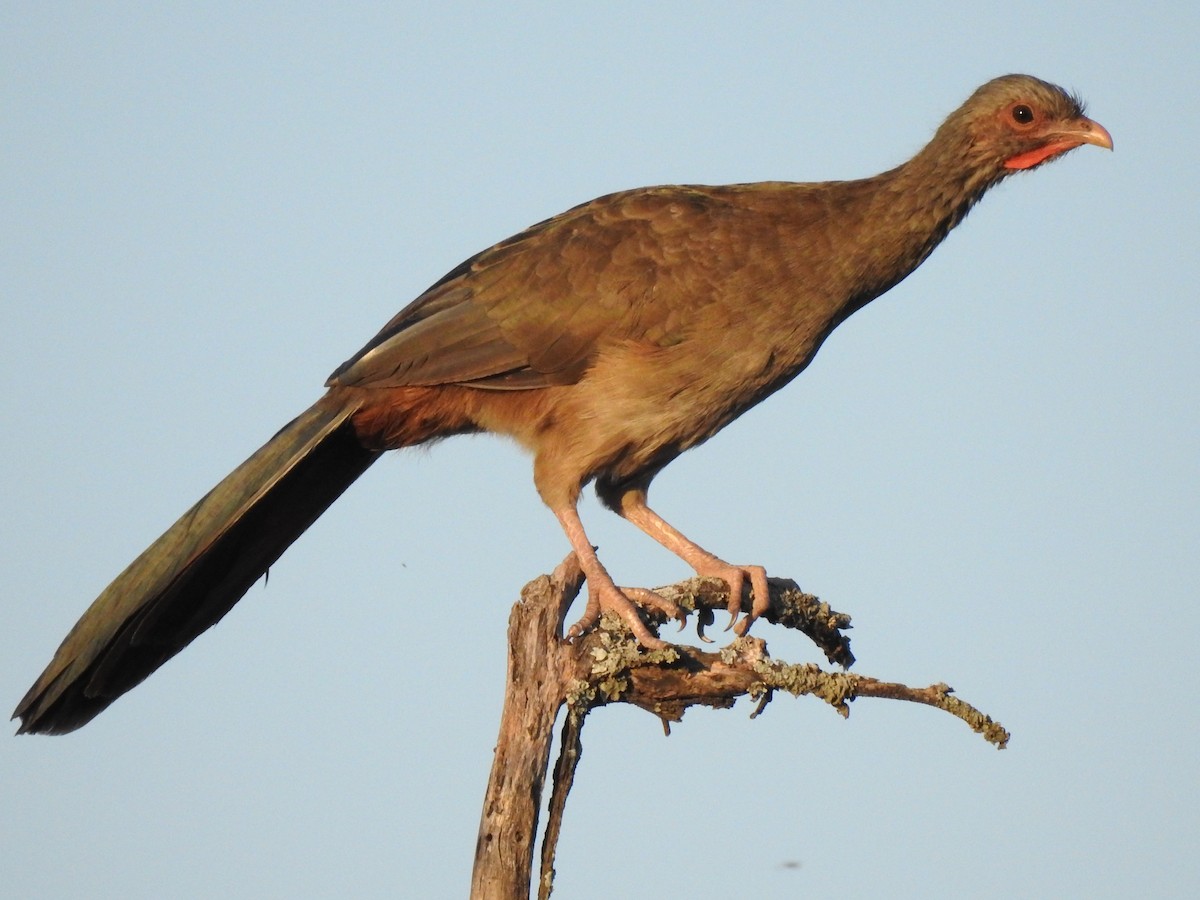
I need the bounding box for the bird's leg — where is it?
[615,489,770,633]
[553,506,672,649]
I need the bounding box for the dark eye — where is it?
[1012,104,1035,124]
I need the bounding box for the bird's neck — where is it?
[835,143,1002,314]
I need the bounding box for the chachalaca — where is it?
[14,74,1111,734]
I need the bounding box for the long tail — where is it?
[14,397,378,734]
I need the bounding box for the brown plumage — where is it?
[14,74,1111,735]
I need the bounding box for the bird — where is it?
[14,74,1111,735]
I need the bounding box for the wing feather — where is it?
[328,185,763,391]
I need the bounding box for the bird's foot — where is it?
[690,557,770,635]
[608,496,770,637]
[566,582,682,649]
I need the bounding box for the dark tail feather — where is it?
[14,398,378,734]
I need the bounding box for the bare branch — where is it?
[470,556,1009,899]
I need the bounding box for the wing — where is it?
[326,185,759,391]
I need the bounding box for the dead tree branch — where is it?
[469,555,1009,899]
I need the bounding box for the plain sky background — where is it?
[2,4,1196,898]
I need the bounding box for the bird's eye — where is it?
[1012,104,1035,125]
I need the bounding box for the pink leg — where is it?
[617,491,770,633]
[553,505,671,649]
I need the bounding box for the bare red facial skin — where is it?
[1004,140,1080,170]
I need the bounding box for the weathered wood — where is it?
[471,556,1007,898]
[470,556,583,900]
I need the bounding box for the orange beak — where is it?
[1067,116,1114,151]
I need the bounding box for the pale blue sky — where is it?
[3,4,1196,898]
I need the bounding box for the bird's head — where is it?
[936,74,1112,177]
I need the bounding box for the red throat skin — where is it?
[1004,140,1081,170]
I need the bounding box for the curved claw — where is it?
[737,564,772,635]
[565,585,603,640]
[622,586,688,636]
[622,586,683,621]
[703,561,770,635]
